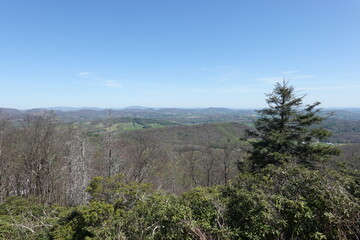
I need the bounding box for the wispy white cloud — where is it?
[77,72,122,88]
[292,75,315,80]
[199,66,256,83]
[258,71,314,84]
[199,66,245,73]
[78,72,91,78]
[100,80,122,88]
[219,87,255,93]
[282,70,299,75]
[298,85,360,91]
[257,77,283,84]
[184,86,256,94]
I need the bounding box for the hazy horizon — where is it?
[2,106,360,112]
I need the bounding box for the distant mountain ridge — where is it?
[1,106,360,113]
[0,106,257,114]
[1,107,360,123]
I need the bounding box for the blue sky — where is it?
[0,0,359,109]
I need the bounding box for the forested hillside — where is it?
[0,114,252,206]
[323,119,360,143]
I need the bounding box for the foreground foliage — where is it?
[0,197,62,240]
[1,165,359,240]
[225,165,360,239]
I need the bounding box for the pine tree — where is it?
[247,80,339,169]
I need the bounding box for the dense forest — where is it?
[1,82,360,239]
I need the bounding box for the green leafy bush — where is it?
[0,197,61,240]
[224,164,360,239]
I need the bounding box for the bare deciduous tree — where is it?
[16,113,60,203]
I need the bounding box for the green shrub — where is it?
[224,164,360,239]
[0,197,61,240]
